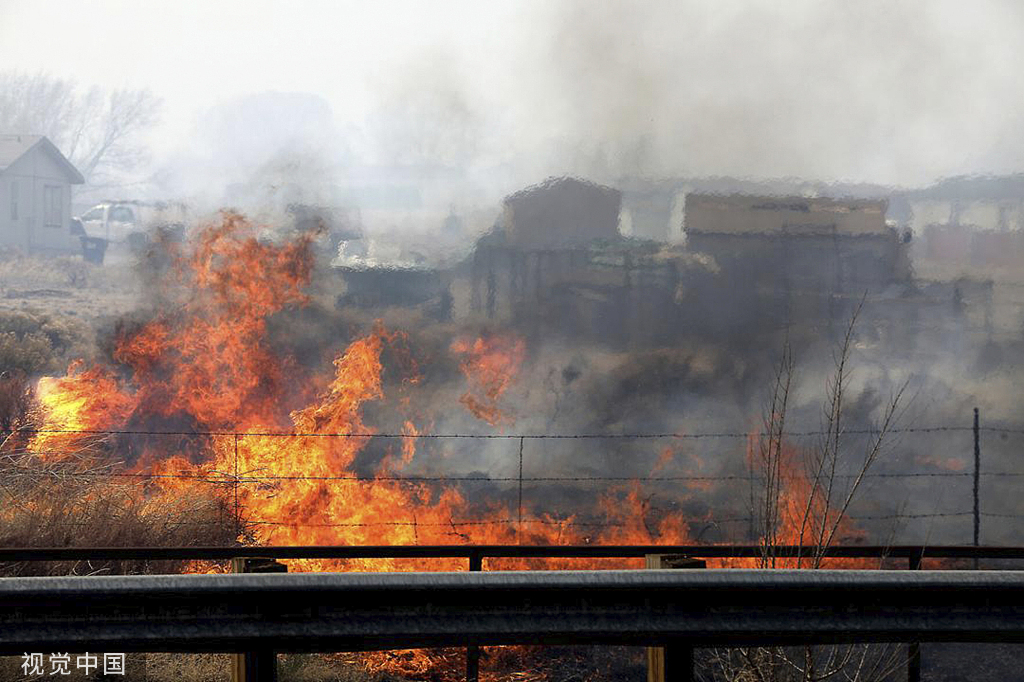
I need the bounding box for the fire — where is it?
[28,214,864,566]
[31,361,135,455]
[32,212,314,458]
[451,334,525,425]
[112,212,313,431]
[24,218,540,572]
[25,213,874,679]
[713,434,870,569]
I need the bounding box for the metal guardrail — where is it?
[2,569,1024,655]
[2,545,1020,682]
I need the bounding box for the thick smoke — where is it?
[508,0,1024,185]
[113,1,1024,214]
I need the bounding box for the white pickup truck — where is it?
[76,201,188,253]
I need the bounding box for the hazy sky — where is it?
[1,0,1023,188]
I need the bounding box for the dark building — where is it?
[683,193,912,339]
[499,176,622,250]
[471,177,623,322]
[685,193,911,286]
[467,177,716,348]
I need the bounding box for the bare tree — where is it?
[706,301,910,682]
[0,71,161,187]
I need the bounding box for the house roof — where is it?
[902,173,1024,202]
[503,176,620,207]
[0,134,85,184]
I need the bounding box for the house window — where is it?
[9,181,17,221]
[44,186,62,227]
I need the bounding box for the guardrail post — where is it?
[974,407,981,570]
[231,557,287,682]
[646,554,705,682]
[466,551,483,682]
[908,552,922,682]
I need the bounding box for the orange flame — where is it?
[31,361,136,456]
[451,334,525,426]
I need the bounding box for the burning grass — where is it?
[17,212,880,569]
[21,213,711,571]
[4,212,908,682]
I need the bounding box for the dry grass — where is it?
[0,447,237,577]
[0,251,132,293]
[0,253,141,325]
[0,309,94,374]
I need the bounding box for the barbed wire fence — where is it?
[3,417,1024,543]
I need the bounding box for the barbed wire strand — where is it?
[7,425,1024,438]
[5,469,1024,483]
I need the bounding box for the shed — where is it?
[0,134,84,254]
[500,176,621,250]
[683,193,905,285]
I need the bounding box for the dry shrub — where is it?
[0,451,237,577]
[139,653,231,682]
[0,370,34,433]
[279,654,400,682]
[0,309,93,375]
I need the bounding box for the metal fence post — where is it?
[908,552,922,682]
[466,550,483,682]
[646,554,705,682]
[517,436,525,542]
[233,434,241,539]
[231,557,287,682]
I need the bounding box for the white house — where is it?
[0,135,84,254]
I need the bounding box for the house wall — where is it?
[503,182,622,249]
[686,194,888,236]
[687,231,907,291]
[0,175,12,246]
[1,146,78,253]
[467,242,693,349]
[908,198,1024,233]
[0,171,30,250]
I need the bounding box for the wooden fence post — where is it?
[646,554,705,682]
[231,557,288,682]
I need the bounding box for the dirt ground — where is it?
[0,253,141,324]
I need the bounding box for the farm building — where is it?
[499,176,622,250]
[471,177,625,321]
[682,193,913,340]
[685,193,911,291]
[0,135,83,254]
[467,177,717,347]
